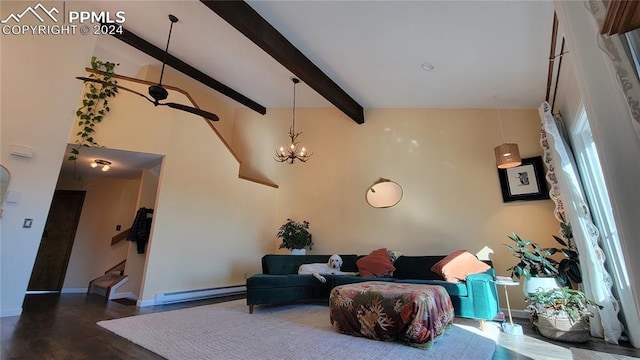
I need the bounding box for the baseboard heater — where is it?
[152,285,246,306]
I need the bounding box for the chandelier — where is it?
[274,78,312,164]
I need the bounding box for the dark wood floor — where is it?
[1,293,639,359]
[496,316,640,359]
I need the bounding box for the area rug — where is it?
[97,300,496,360]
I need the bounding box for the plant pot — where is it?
[290,249,306,255]
[533,314,591,343]
[523,277,560,297]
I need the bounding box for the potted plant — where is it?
[277,219,313,254]
[505,225,583,296]
[546,219,582,288]
[504,232,561,296]
[527,287,602,342]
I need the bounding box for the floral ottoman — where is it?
[329,281,455,348]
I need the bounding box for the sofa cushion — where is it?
[430,250,491,282]
[247,274,325,288]
[356,248,396,277]
[394,279,468,297]
[392,256,444,280]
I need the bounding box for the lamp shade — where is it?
[494,143,522,169]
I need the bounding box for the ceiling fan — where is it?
[76,14,219,121]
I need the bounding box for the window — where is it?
[571,107,630,291]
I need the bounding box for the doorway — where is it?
[27,190,85,292]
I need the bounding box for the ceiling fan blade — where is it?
[163,102,220,121]
[77,77,218,120]
[76,76,155,104]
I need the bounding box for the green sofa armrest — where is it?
[464,270,500,320]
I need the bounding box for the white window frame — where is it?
[570,106,631,293]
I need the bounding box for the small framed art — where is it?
[497,156,550,202]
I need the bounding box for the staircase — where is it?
[87,260,129,299]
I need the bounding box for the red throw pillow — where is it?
[357,248,396,277]
[431,250,490,283]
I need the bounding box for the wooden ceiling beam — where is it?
[110,27,267,115]
[201,0,365,124]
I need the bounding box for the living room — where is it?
[2,1,640,359]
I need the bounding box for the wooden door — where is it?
[27,190,85,291]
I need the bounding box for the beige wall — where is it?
[233,106,560,310]
[56,175,141,289]
[119,167,160,298]
[0,1,97,316]
[68,79,278,304]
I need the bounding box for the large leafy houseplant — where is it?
[504,232,559,280]
[505,228,582,287]
[547,220,582,287]
[277,219,313,251]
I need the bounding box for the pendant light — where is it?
[493,101,521,169]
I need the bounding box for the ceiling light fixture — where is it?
[91,159,112,172]
[421,62,435,71]
[493,99,522,169]
[274,77,312,164]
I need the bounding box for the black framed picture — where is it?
[497,156,550,203]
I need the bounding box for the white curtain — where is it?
[538,102,623,344]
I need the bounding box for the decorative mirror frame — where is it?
[366,178,403,208]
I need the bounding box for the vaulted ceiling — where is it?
[68,1,555,178]
[88,0,555,117]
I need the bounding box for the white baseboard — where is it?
[1,307,22,317]
[138,285,246,307]
[61,288,87,294]
[137,298,155,307]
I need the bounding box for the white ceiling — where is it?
[65,0,555,178]
[60,145,163,180]
[89,0,555,109]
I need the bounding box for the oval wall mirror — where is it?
[366,178,403,208]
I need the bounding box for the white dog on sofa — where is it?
[298,254,358,283]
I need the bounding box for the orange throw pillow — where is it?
[431,250,490,283]
[357,248,396,277]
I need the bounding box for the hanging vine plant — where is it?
[68,56,119,162]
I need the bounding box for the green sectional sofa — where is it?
[246,254,500,328]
